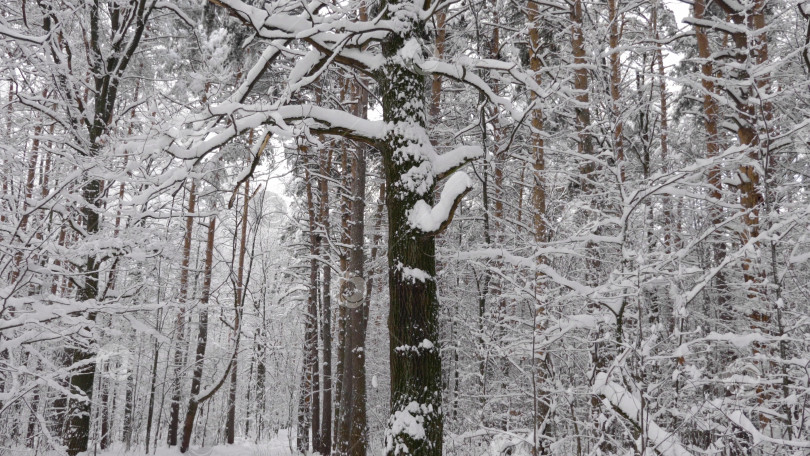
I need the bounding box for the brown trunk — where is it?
[694,0,732,321]
[609,0,625,183]
[694,0,730,325]
[335,144,368,456]
[180,214,217,453]
[335,23,371,450]
[226,179,250,444]
[333,141,349,449]
[429,11,446,124]
[527,4,549,454]
[734,2,768,296]
[168,181,197,447]
[712,0,768,319]
[722,0,771,416]
[571,0,593,184]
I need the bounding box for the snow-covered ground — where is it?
[14,431,295,456]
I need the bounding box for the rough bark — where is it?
[380,3,447,454]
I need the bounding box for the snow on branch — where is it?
[433,145,482,181]
[420,57,561,122]
[593,373,693,456]
[727,410,810,448]
[167,103,385,161]
[0,24,48,44]
[408,171,473,235]
[211,0,384,72]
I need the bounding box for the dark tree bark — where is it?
[571,0,594,182]
[180,214,217,453]
[379,3,467,453]
[144,336,161,454]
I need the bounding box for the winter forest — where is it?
[2,0,810,455]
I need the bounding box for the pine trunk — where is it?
[180,214,217,452]
[226,180,250,444]
[169,182,197,446]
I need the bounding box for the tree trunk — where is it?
[64,176,102,456]
[226,179,250,444]
[169,182,197,447]
[336,144,368,456]
[100,379,111,449]
[122,348,137,450]
[298,162,319,453]
[571,0,593,182]
[145,336,161,454]
[317,150,333,455]
[693,0,731,327]
[527,3,550,454]
[380,4,456,454]
[180,214,217,453]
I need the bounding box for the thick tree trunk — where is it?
[727,1,769,295]
[59,1,150,448]
[64,177,102,456]
[334,143,350,446]
[693,0,731,326]
[381,4,447,454]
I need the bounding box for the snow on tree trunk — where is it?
[379,2,478,454]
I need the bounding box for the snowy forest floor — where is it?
[7,431,295,456]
